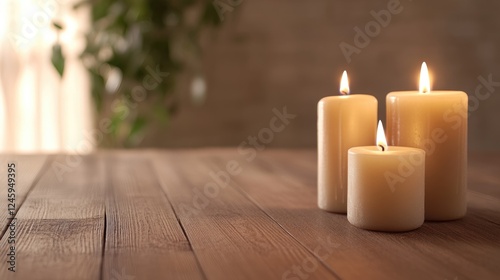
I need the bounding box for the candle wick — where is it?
[378,145,385,151]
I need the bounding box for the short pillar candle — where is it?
[347,121,425,232]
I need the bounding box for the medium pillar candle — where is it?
[348,121,425,232]
[318,71,377,213]
[386,63,468,221]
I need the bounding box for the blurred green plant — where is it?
[51,0,222,147]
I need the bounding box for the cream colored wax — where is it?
[347,146,425,232]
[317,95,377,213]
[386,91,468,221]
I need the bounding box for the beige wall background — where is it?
[142,0,500,151]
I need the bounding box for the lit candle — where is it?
[318,71,377,213]
[386,63,468,221]
[347,121,425,232]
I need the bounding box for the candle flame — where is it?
[419,62,431,94]
[377,120,388,151]
[340,70,350,95]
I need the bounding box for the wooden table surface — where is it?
[0,149,499,280]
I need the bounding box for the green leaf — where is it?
[110,111,124,136]
[154,105,170,125]
[51,44,65,77]
[52,21,64,30]
[79,0,225,147]
[201,2,222,26]
[129,117,147,138]
[90,71,105,112]
[126,116,147,147]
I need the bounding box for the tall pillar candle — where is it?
[318,71,377,213]
[348,121,425,232]
[386,62,468,221]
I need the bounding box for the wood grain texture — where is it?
[102,152,204,280]
[0,155,105,280]
[0,155,48,237]
[151,150,339,280]
[216,149,500,280]
[0,149,498,280]
[468,152,500,198]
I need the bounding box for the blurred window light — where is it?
[0,0,92,153]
